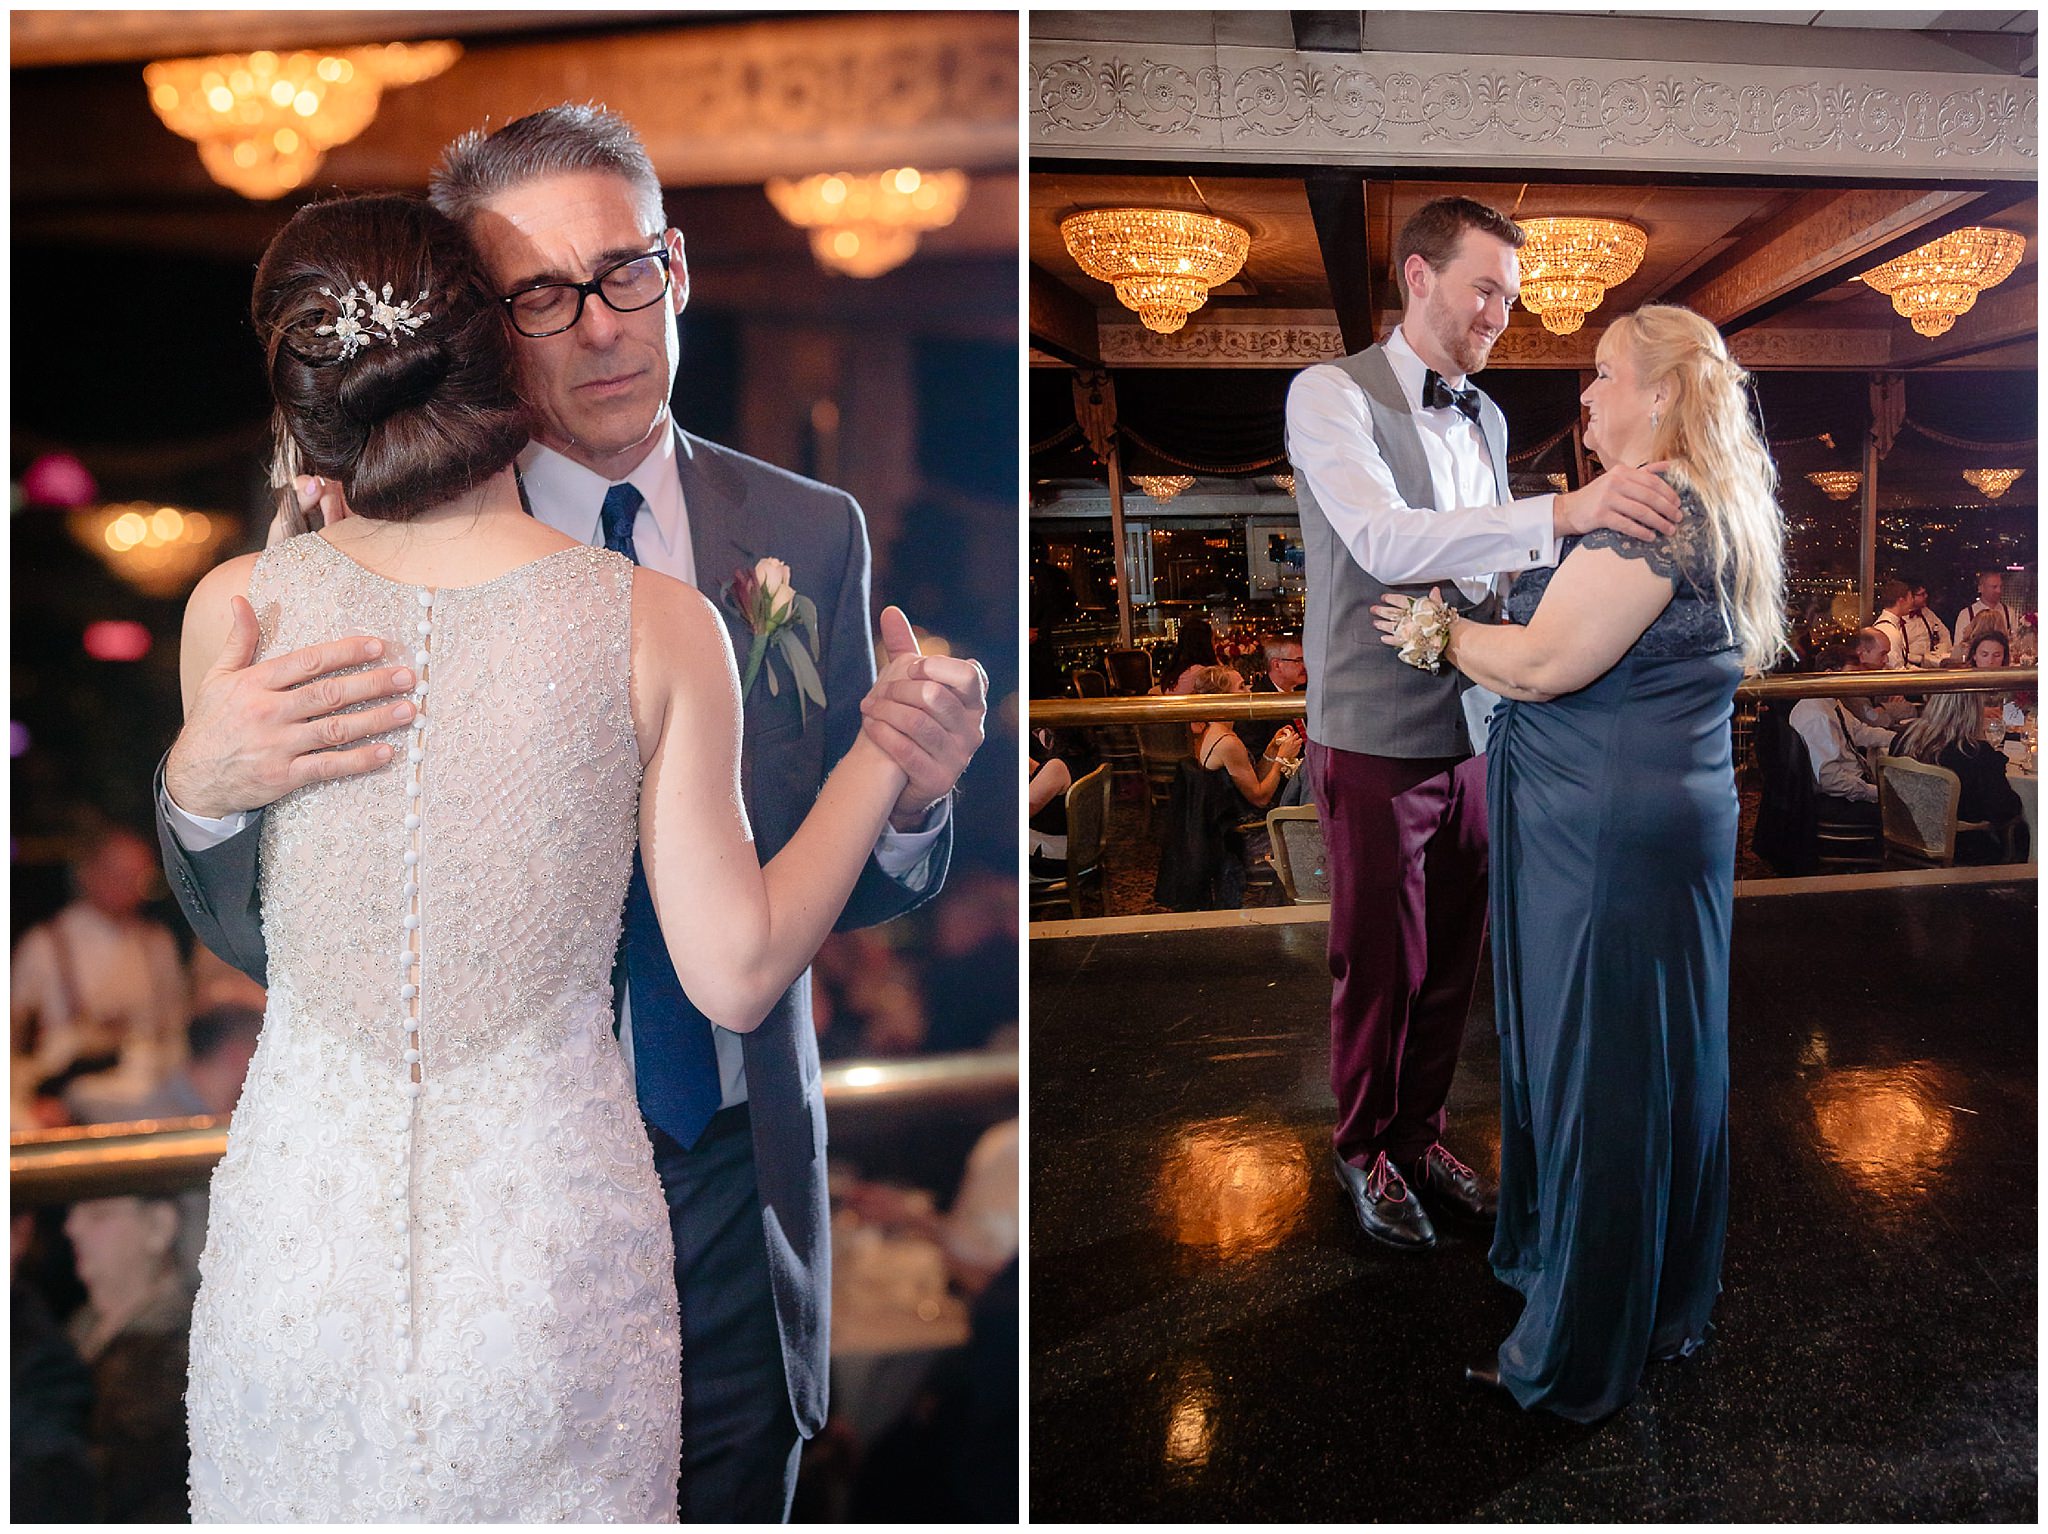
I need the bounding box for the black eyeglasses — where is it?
[501,248,672,339]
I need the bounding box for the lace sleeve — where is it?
[1572,483,1714,588]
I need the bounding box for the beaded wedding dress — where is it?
[187,534,681,1522]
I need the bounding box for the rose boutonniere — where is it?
[723,556,826,724]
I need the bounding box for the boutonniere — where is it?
[723,556,826,725]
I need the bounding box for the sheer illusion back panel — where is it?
[187,534,680,1523]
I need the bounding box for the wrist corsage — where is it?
[1392,592,1457,674]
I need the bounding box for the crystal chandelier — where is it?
[765,168,968,278]
[1858,227,2026,337]
[1513,218,1648,335]
[1273,472,1296,496]
[144,42,460,200]
[1060,208,1250,334]
[1806,470,1863,501]
[1547,473,1570,492]
[1132,475,1196,503]
[1962,468,2026,500]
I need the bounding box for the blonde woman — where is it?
[1374,304,1786,1421]
[1890,689,2025,862]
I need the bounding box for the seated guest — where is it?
[11,827,187,1117]
[1240,633,1307,761]
[1955,622,2029,731]
[1027,727,1102,877]
[1153,668,1301,910]
[1154,617,1220,695]
[1954,567,2019,652]
[1844,625,1916,730]
[63,1196,193,1522]
[1890,690,2027,863]
[1789,650,1896,829]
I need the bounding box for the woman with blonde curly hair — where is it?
[1375,303,1786,1420]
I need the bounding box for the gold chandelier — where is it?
[1858,227,2026,337]
[1060,208,1250,334]
[144,42,460,200]
[1273,472,1296,496]
[1132,475,1197,503]
[1513,217,1648,335]
[1962,468,2026,500]
[765,168,967,278]
[1806,470,1863,501]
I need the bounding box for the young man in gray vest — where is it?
[1287,196,1683,1253]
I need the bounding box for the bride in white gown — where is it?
[181,196,908,1520]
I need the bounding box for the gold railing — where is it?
[1027,667,2036,727]
[10,1051,1017,1205]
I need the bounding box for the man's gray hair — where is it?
[428,103,666,235]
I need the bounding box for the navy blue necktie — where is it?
[1423,369,1483,426]
[600,482,724,1149]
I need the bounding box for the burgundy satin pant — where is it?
[1308,741,1490,1165]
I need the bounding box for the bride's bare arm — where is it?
[630,568,908,1033]
[1379,546,1677,704]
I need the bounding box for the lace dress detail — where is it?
[1506,483,1738,659]
[187,534,680,1522]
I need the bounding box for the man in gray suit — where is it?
[155,106,987,1520]
[1287,196,1681,1257]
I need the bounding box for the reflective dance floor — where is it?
[1029,878,2037,1521]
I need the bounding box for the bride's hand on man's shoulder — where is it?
[266,475,356,547]
[1553,462,1682,543]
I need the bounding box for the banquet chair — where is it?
[1103,648,1154,695]
[1028,762,1113,919]
[1874,757,1999,868]
[1265,806,1330,904]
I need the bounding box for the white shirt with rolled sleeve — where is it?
[1789,695,1894,802]
[1284,325,1559,607]
[163,429,946,1111]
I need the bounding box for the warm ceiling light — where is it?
[1547,473,1570,492]
[1962,468,2026,499]
[71,502,231,596]
[1060,208,1250,334]
[1132,475,1197,503]
[1513,217,1648,335]
[765,168,968,278]
[144,42,459,200]
[1273,472,1296,496]
[1858,227,2025,337]
[1806,470,1863,501]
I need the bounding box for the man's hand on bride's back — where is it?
[166,594,417,820]
[1552,462,1683,544]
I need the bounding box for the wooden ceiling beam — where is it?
[1030,263,1101,368]
[1661,184,2032,334]
[1304,168,1376,356]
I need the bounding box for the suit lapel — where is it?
[673,425,758,660]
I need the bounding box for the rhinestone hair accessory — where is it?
[315,280,433,360]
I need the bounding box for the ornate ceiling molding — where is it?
[1031,43,2036,178]
[1096,317,1900,369]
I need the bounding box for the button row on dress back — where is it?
[398,584,433,1478]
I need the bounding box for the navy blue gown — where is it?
[1486,492,1739,1422]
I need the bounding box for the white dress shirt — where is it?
[1283,325,1557,605]
[1954,599,2018,648]
[166,429,946,1111]
[1789,695,1894,802]
[1874,606,1950,668]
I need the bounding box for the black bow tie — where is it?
[1423,369,1483,425]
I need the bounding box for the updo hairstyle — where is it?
[252,195,528,522]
